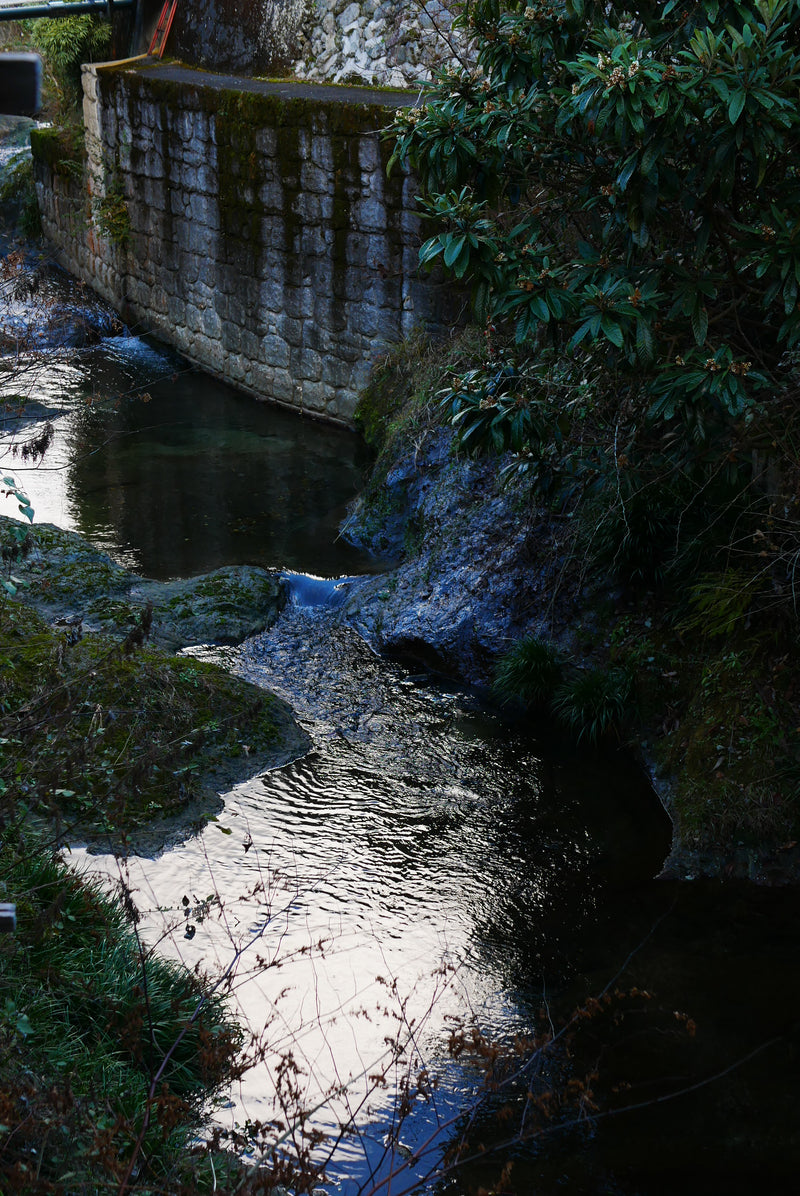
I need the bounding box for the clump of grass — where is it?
[494,633,637,745]
[552,665,635,745]
[493,634,565,707]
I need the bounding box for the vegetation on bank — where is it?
[356,328,800,867]
[0,14,111,112]
[0,515,299,1190]
[0,13,102,241]
[0,592,288,845]
[364,0,800,866]
[0,837,241,1193]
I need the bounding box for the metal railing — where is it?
[0,1,133,20]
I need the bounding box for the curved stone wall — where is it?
[32,62,462,426]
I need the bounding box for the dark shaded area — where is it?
[158,0,301,76]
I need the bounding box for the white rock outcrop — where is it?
[292,0,473,88]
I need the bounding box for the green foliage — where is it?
[391,0,800,455]
[552,663,635,744]
[682,569,762,636]
[28,122,85,174]
[26,15,111,104]
[494,633,634,742]
[0,154,41,238]
[0,476,34,596]
[0,834,240,1190]
[93,175,132,248]
[493,633,565,705]
[662,645,800,843]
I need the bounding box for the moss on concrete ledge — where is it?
[29,124,85,176]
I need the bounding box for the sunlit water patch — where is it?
[73,593,670,1193]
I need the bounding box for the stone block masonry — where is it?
[32,62,462,426]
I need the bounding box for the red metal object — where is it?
[148,0,178,59]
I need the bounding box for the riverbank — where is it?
[0,833,247,1193]
[339,332,800,886]
[0,514,308,852]
[0,511,313,1189]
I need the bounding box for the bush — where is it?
[553,664,635,744]
[26,16,111,105]
[493,633,565,706]
[389,0,800,548]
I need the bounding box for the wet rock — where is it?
[341,428,587,685]
[130,567,286,651]
[0,517,286,651]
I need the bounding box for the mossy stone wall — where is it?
[32,63,459,425]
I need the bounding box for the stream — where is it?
[2,207,799,1192]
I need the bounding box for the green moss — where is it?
[660,645,800,848]
[0,595,284,841]
[29,123,85,176]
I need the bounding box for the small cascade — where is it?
[281,570,362,609]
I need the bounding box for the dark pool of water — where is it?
[2,334,380,579]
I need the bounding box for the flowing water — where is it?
[74,594,673,1193]
[2,244,799,1192]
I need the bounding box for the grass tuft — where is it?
[493,634,565,707]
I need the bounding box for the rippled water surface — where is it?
[73,602,800,1195]
[77,602,672,1193]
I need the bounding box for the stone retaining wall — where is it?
[32,63,461,425]
[293,0,471,88]
[157,0,471,87]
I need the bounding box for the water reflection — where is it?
[2,335,379,578]
[74,626,670,1193]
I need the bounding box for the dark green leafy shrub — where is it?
[493,634,565,705]
[390,0,799,469]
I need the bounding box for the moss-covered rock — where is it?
[0,517,306,851]
[2,518,286,650]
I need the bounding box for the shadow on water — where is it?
[2,335,381,578]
